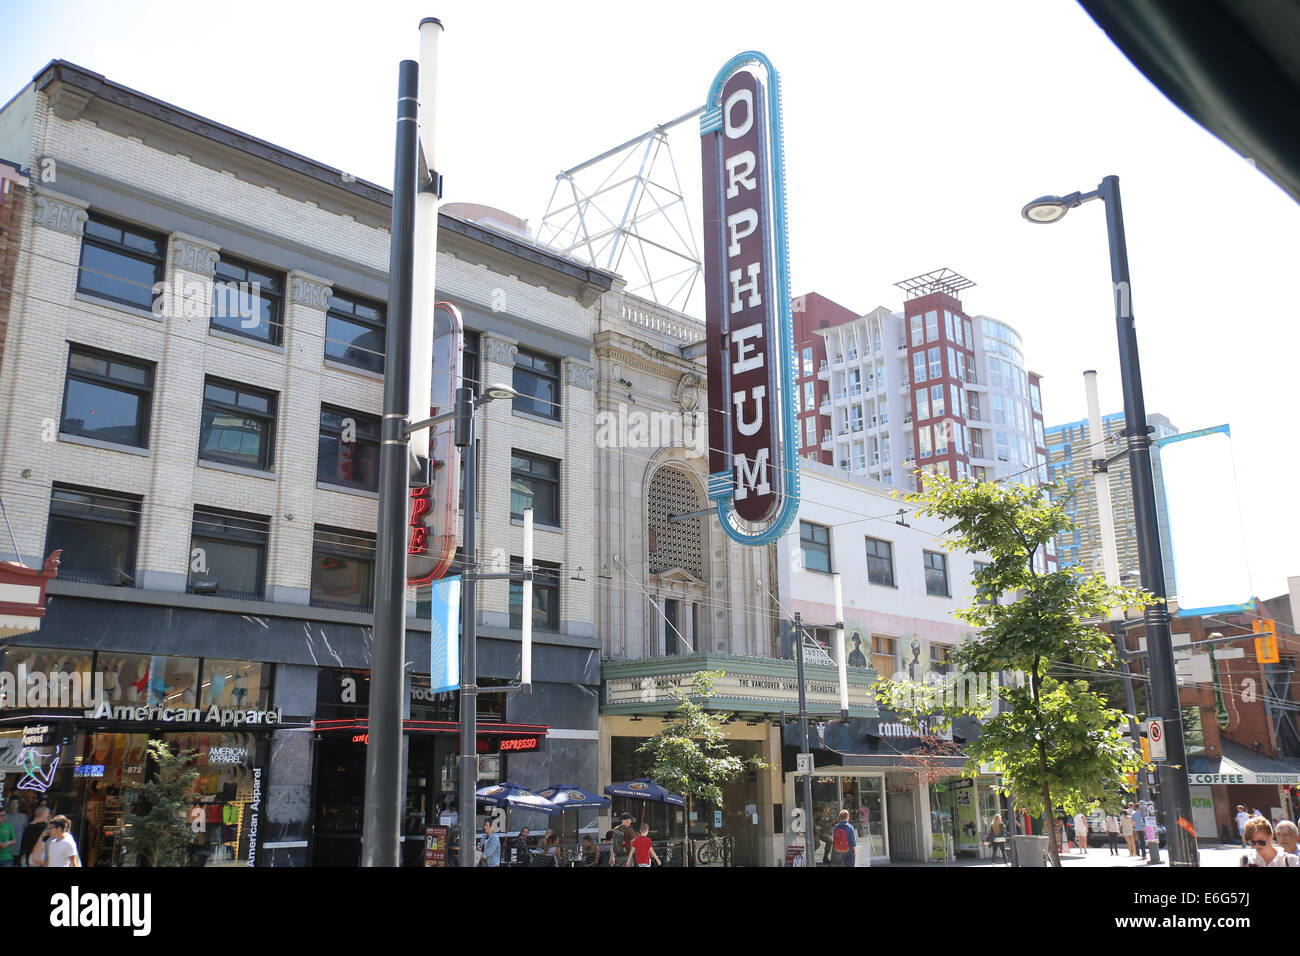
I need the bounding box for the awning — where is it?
[781,710,983,770]
[1187,741,1300,786]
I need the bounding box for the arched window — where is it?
[646,467,704,579]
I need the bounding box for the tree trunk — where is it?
[1031,655,1061,867]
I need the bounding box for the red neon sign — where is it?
[499,737,540,752]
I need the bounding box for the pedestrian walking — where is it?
[1120,807,1136,856]
[479,819,501,868]
[1236,805,1250,846]
[42,815,80,868]
[1074,810,1089,853]
[986,813,1009,864]
[1105,813,1121,855]
[831,809,857,867]
[1131,803,1148,855]
[513,827,532,866]
[6,799,28,847]
[0,805,15,867]
[1240,817,1298,867]
[1274,820,1299,857]
[626,823,661,867]
[613,812,637,862]
[18,805,49,867]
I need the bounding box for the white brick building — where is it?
[0,60,613,867]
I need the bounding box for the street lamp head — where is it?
[1021,195,1073,224]
[481,383,521,403]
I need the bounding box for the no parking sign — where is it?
[1147,718,1167,761]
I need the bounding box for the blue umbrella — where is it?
[603,777,685,806]
[538,784,611,861]
[477,781,559,850]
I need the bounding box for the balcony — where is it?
[849,383,863,396]
[819,396,831,412]
[896,342,908,353]
[817,363,831,381]
[851,420,864,433]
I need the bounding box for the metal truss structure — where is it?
[893,268,977,300]
[538,108,704,315]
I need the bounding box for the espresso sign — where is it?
[701,52,799,545]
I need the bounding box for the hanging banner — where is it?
[1156,425,1253,616]
[700,51,799,546]
[408,301,463,584]
[429,574,462,693]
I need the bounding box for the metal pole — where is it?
[361,58,418,868]
[1110,621,1160,862]
[1100,174,1196,866]
[456,386,478,867]
[793,612,815,866]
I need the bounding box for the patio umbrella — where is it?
[537,784,610,859]
[476,781,559,841]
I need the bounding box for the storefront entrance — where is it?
[808,774,886,862]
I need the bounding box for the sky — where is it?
[3,0,1297,601]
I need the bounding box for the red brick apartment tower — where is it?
[894,269,977,491]
[792,291,859,465]
[0,160,29,369]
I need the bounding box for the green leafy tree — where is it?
[637,670,766,862]
[876,474,1149,867]
[122,739,199,867]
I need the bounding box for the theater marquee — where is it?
[701,52,799,546]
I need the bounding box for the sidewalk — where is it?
[874,843,1251,868]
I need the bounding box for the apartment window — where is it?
[918,426,932,458]
[76,213,165,311]
[947,347,958,382]
[928,347,942,379]
[930,644,951,674]
[914,387,929,421]
[803,381,814,412]
[211,255,284,344]
[953,317,963,346]
[188,507,269,600]
[964,319,974,343]
[912,351,926,384]
[872,634,897,676]
[511,451,560,526]
[909,315,923,346]
[804,417,817,447]
[45,485,140,585]
[925,310,938,342]
[799,521,831,574]
[325,290,386,374]
[931,384,945,418]
[973,465,987,481]
[199,379,277,471]
[924,550,950,596]
[968,393,982,421]
[956,352,966,382]
[974,560,994,605]
[318,405,380,490]
[513,349,560,420]
[61,346,154,448]
[793,388,801,414]
[310,526,375,611]
[802,347,813,377]
[934,420,950,455]
[865,536,895,587]
[509,557,560,631]
[1030,382,1042,414]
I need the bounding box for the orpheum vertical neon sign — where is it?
[701,52,799,545]
[408,301,463,584]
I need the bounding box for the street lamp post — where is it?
[1022,175,1197,866]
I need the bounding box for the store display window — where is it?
[99,653,199,709]
[199,660,270,711]
[169,731,264,866]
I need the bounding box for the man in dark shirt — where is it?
[612,813,637,862]
[19,805,50,866]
